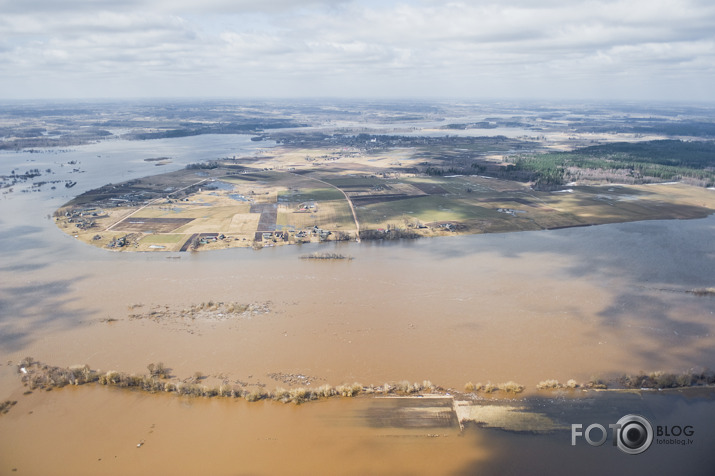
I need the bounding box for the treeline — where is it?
[573,140,715,168]
[300,252,353,260]
[16,357,437,405]
[123,120,307,140]
[270,132,530,150]
[13,357,715,413]
[440,122,499,130]
[185,161,220,170]
[512,140,715,189]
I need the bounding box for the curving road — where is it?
[291,173,361,242]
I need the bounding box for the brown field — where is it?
[411,182,449,195]
[112,217,194,233]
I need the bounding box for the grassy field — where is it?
[140,234,185,243]
[277,200,355,231]
[357,196,496,226]
[278,187,345,202]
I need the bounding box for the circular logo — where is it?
[616,414,653,455]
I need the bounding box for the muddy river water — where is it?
[1,136,714,474]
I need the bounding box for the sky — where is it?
[1,0,714,101]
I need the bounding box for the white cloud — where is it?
[0,0,713,100]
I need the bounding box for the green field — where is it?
[140,234,185,244]
[356,195,501,227]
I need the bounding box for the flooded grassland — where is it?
[1,134,715,475]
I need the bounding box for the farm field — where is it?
[55,145,715,252]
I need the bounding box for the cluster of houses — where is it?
[273,225,332,242]
[261,232,289,241]
[437,222,457,232]
[107,235,128,248]
[297,202,317,212]
[199,234,221,245]
[64,207,108,230]
[65,207,106,218]
[310,225,332,240]
[102,191,150,208]
[497,208,525,217]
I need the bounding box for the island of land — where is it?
[54,134,715,252]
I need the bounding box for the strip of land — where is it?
[55,139,715,252]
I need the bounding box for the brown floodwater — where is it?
[0,384,476,476]
[3,221,714,390]
[2,378,714,475]
[1,137,714,474]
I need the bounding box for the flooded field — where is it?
[1,135,714,474]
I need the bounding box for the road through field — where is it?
[104,178,209,232]
[292,172,361,241]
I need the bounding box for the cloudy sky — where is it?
[1,0,714,101]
